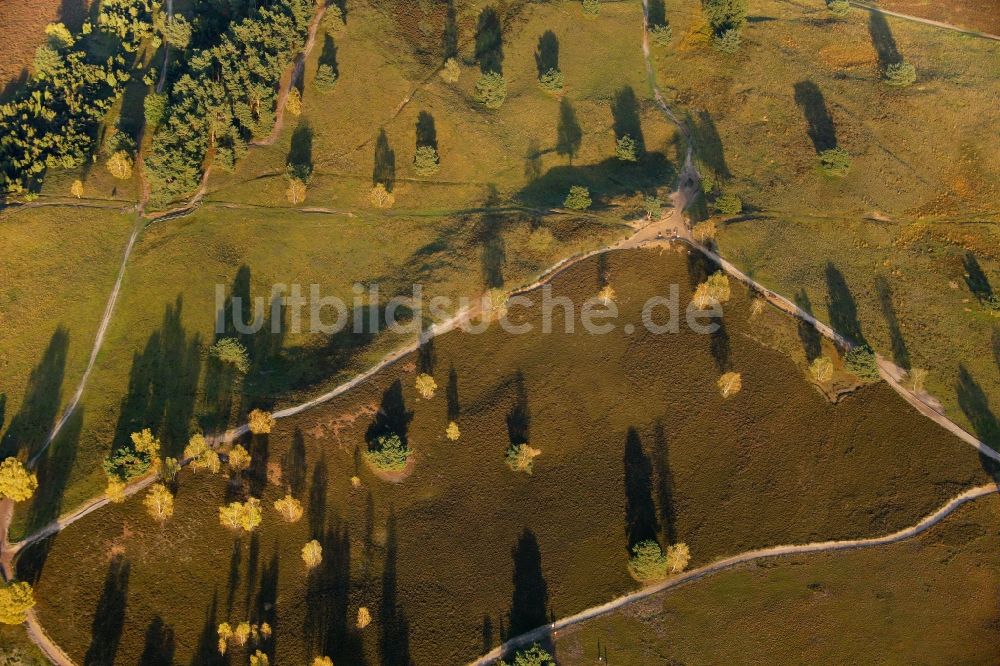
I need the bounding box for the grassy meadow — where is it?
[22,248,990,664]
[554,493,1000,664]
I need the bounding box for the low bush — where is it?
[538,68,565,92]
[819,147,851,177]
[884,61,917,87]
[564,185,592,210]
[475,72,508,109]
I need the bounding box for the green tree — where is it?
[144,92,168,126]
[365,433,410,471]
[650,23,672,46]
[499,644,556,666]
[616,134,638,162]
[845,345,880,381]
[715,192,742,216]
[162,15,192,48]
[819,147,851,176]
[209,337,250,373]
[582,0,600,16]
[538,68,564,91]
[884,61,917,87]
[827,0,850,17]
[314,64,338,91]
[644,194,662,220]
[413,146,440,176]
[475,72,507,109]
[564,185,592,210]
[712,28,742,53]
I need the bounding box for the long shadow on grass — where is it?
[624,428,659,550]
[447,365,461,421]
[648,0,667,27]
[283,428,308,498]
[794,289,822,362]
[309,453,329,539]
[710,319,731,371]
[443,0,458,60]
[380,510,412,666]
[517,153,675,210]
[875,275,910,369]
[963,252,994,304]
[793,81,837,153]
[305,516,361,663]
[247,432,270,497]
[475,7,504,74]
[288,120,314,181]
[374,129,396,191]
[319,34,340,78]
[0,327,68,460]
[556,98,582,163]
[138,615,175,666]
[508,528,549,637]
[825,263,866,346]
[366,380,413,447]
[535,31,558,77]
[868,10,902,69]
[612,87,645,154]
[253,550,279,658]
[685,249,718,291]
[84,555,130,666]
[416,111,438,152]
[689,111,729,179]
[956,366,1000,482]
[506,371,530,447]
[191,591,224,666]
[476,186,507,289]
[992,328,1000,373]
[652,422,677,543]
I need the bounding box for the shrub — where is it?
[505,443,541,474]
[827,0,850,17]
[370,183,395,208]
[616,134,638,162]
[45,22,75,49]
[717,371,742,397]
[564,185,592,210]
[302,539,323,568]
[499,644,556,666]
[809,356,834,383]
[628,540,669,580]
[415,373,437,398]
[324,5,346,32]
[144,92,168,126]
[446,421,461,441]
[285,88,303,116]
[703,0,748,35]
[845,344,880,381]
[644,195,662,220]
[209,337,250,373]
[582,0,600,16]
[314,63,338,91]
[440,57,461,83]
[250,651,269,666]
[692,219,717,241]
[0,458,38,502]
[818,147,851,177]
[538,68,564,91]
[712,28,742,53]
[0,582,35,625]
[984,294,1000,313]
[70,179,84,198]
[286,177,306,204]
[248,409,276,434]
[475,72,507,109]
[650,23,672,46]
[366,433,410,472]
[715,192,742,216]
[106,150,133,179]
[413,146,440,176]
[884,61,917,87]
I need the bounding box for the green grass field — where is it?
[554,492,1000,664]
[22,248,989,664]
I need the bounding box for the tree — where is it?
[707,271,731,303]
[209,338,250,373]
[143,483,174,523]
[250,651,269,666]
[0,582,35,625]
[217,622,232,655]
[365,433,410,472]
[598,284,616,305]
[644,195,662,220]
[313,658,334,666]
[538,68,564,92]
[717,371,742,397]
[885,61,917,87]
[413,146,440,176]
[45,22,75,49]
[499,644,556,666]
[845,345,880,381]
[809,356,834,383]
[356,606,372,629]
[440,57,461,83]
[616,135,638,162]
[185,434,221,473]
[650,23,672,46]
[475,72,507,109]
[908,368,928,393]
[106,476,127,503]
[505,443,541,474]
[715,192,742,216]
[70,179,84,198]
[107,150,133,179]
[161,457,181,483]
[248,409,276,435]
[285,88,303,116]
[302,539,323,568]
[703,0,747,37]
[369,183,395,208]
[582,0,600,16]
[666,542,691,573]
[162,14,192,48]
[827,0,850,17]
[227,444,252,475]
[446,421,461,441]
[219,497,263,532]
[0,458,38,502]
[314,63,338,91]
[819,147,851,177]
[628,540,669,580]
[415,373,437,399]
[324,5,346,32]
[692,219,717,241]
[692,282,714,310]
[564,185,592,210]
[286,177,307,204]
[274,494,304,522]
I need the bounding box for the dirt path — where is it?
[849,1,1000,41]
[470,483,999,664]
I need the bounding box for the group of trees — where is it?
[702,0,748,53]
[0,458,37,625]
[145,0,315,202]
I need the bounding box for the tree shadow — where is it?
[524,138,543,182]
[319,34,340,76]
[506,371,531,447]
[138,615,175,666]
[508,528,548,637]
[374,129,396,191]
[84,555,131,666]
[794,289,822,362]
[415,111,438,152]
[868,10,901,69]
[611,87,645,153]
[534,31,559,76]
[963,252,994,304]
[0,327,68,460]
[956,365,1000,480]
[366,380,413,447]
[247,433,269,497]
[651,422,676,543]
[624,428,659,550]
[243,533,261,615]
[0,393,5,433]
[288,120,314,178]
[476,186,506,289]
[710,319,731,371]
[475,7,504,74]
[304,517,362,663]
[992,327,1000,373]
[226,538,242,614]
[517,153,675,210]
[417,335,435,375]
[253,550,279,658]
[446,365,460,421]
[309,453,329,539]
[685,248,718,290]
[692,110,729,178]
[380,510,412,666]
[825,263,866,346]
[283,428,308,497]
[190,591,224,666]
[793,81,837,153]
[875,275,910,369]
[556,98,582,163]
[648,0,667,27]
[442,0,458,60]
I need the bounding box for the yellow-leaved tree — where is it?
[0,581,35,624]
[143,483,174,524]
[302,539,323,568]
[415,373,437,399]
[717,371,742,398]
[105,476,127,503]
[274,495,303,522]
[227,444,252,475]
[250,650,269,666]
[219,497,262,533]
[0,458,38,502]
[70,179,84,198]
[313,657,334,666]
[248,409,276,435]
[185,434,221,474]
[446,421,461,441]
[106,151,133,179]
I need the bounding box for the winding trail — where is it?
[470,483,1000,664]
[848,1,1000,41]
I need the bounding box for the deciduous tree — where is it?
[0,458,38,502]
